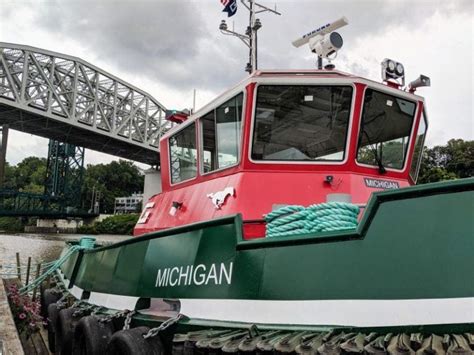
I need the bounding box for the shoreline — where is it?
[0,232,131,243]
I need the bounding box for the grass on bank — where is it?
[0,217,24,233]
[78,214,139,235]
[0,214,139,235]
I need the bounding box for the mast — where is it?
[249,0,256,72]
[219,0,281,74]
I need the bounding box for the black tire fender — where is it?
[55,307,82,355]
[47,303,61,353]
[106,326,165,355]
[42,288,61,318]
[72,315,115,355]
[39,282,47,318]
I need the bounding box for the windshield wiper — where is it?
[360,129,386,175]
[375,147,386,174]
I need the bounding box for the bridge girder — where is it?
[0,43,173,165]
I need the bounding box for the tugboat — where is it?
[38,8,473,355]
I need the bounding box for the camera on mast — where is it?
[292,17,348,66]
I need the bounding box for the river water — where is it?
[0,234,131,272]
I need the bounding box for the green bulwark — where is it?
[60,178,473,325]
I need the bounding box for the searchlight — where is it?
[381,58,406,86]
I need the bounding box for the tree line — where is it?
[417,139,473,183]
[2,158,144,214]
[1,138,472,213]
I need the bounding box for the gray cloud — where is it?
[256,0,473,69]
[15,0,470,95]
[0,0,471,167]
[32,0,246,93]
[6,131,48,165]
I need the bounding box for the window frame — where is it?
[168,121,198,186]
[409,109,429,183]
[355,86,419,172]
[248,82,356,165]
[200,92,245,176]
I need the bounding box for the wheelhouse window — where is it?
[357,89,416,170]
[409,111,427,182]
[169,123,197,184]
[251,85,353,162]
[201,93,243,173]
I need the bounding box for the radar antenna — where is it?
[219,0,281,74]
[292,17,348,69]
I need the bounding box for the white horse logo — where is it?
[207,187,235,209]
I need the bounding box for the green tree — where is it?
[82,160,144,214]
[4,157,47,192]
[418,139,473,184]
[2,157,143,215]
[3,162,15,188]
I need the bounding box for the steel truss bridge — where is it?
[0,42,173,165]
[0,189,93,218]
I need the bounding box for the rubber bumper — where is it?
[55,307,82,355]
[41,287,61,318]
[47,302,61,353]
[72,315,115,355]
[106,326,164,355]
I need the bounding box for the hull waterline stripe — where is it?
[178,298,474,327]
[88,291,139,310]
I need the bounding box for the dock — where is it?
[0,279,24,355]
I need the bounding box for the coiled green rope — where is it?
[18,237,96,295]
[265,202,360,238]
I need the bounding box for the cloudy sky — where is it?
[0,0,472,167]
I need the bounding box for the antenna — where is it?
[292,17,348,69]
[219,0,281,74]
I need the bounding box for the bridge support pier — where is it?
[0,125,9,187]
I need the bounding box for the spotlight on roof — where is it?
[381,58,405,86]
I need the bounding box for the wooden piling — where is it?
[15,252,21,281]
[25,257,32,286]
[32,263,41,302]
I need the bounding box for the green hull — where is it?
[58,178,474,332]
